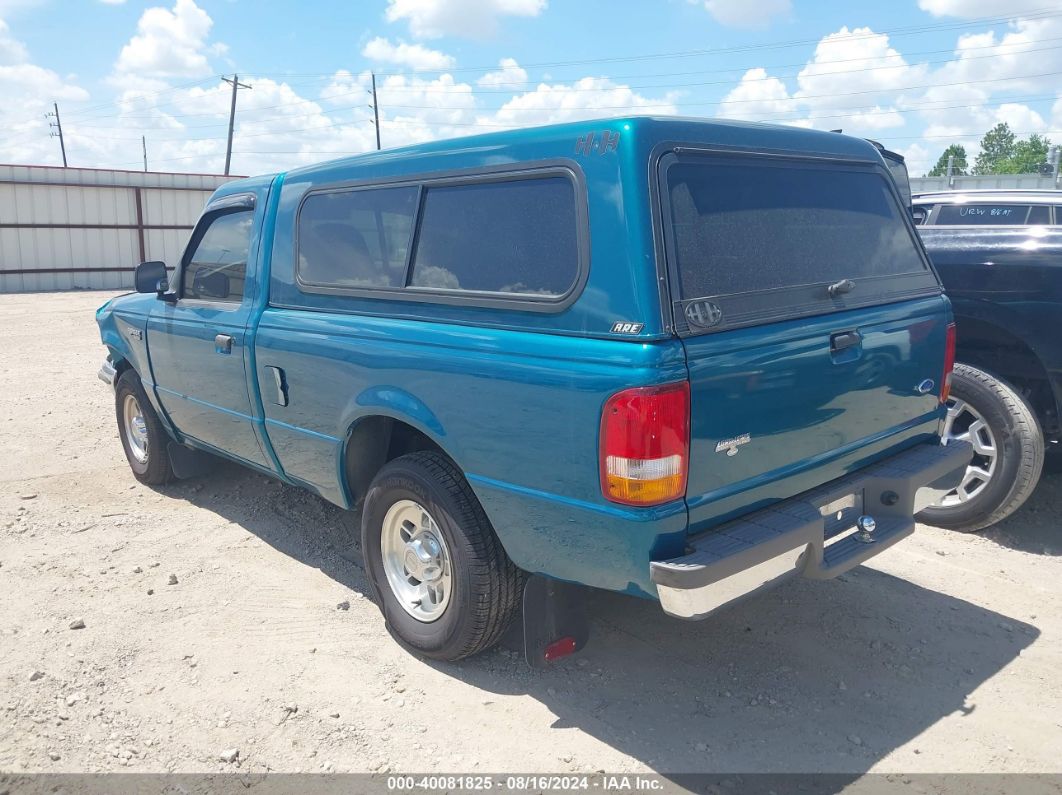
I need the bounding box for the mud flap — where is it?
[167,441,216,479]
[522,574,589,669]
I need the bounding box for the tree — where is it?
[927,144,968,177]
[973,123,1016,175]
[994,133,1051,174]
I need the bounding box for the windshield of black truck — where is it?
[666,158,929,303]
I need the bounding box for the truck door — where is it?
[146,193,270,468]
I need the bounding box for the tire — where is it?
[917,363,1044,532]
[114,370,174,485]
[361,451,523,661]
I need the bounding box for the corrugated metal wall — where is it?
[0,164,240,293]
[911,174,1061,193]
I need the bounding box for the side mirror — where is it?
[134,261,169,295]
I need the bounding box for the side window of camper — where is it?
[409,176,579,298]
[298,187,417,288]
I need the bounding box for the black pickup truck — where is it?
[912,190,1060,530]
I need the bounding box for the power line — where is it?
[238,7,1062,77]
[72,35,1062,127]
[21,8,1059,130]
[46,65,1062,148]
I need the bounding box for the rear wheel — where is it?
[115,370,173,485]
[361,451,523,661]
[917,363,1044,532]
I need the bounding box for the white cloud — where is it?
[792,27,924,131]
[924,16,1062,96]
[899,142,933,177]
[701,0,790,29]
[477,58,527,89]
[0,17,90,167]
[384,0,547,39]
[113,0,223,81]
[917,0,1048,17]
[361,37,455,71]
[483,76,677,129]
[717,27,921,131]
[0,17,27,63]
[717,68,805,124]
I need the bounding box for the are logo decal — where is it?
[610,321,644,335]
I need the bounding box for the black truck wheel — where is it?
[115,370,174,485]
[917,363,1044,532]
[360,451,524,661]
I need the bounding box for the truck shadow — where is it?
[162,462,1038,784]
[979,450,1061,556]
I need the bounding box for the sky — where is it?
[0,0,1060,177]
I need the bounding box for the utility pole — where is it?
[222,74,252,176]
[370,72,381,151]
[46,102,67,167]
[945,154,954,188]
[1049,145,1060,188]
[142,136,148,172]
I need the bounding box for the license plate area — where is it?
[820,491,864,541]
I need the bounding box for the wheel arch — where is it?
[339,409,452,509]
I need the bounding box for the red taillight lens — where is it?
[941,322,957,403]
[600,382,690,506]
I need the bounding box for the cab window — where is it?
[181,209,253,302]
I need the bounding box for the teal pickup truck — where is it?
[97,117,971,664]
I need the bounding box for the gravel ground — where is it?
[1,290,1060,778]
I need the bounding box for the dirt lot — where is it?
[1,290,1060,779]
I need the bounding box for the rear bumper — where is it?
[650,439,973,619]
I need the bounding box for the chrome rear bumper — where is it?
[651,439,973,620]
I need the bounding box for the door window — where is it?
[181,210,254,302]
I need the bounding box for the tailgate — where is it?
[682,297,948,528]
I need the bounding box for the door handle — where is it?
[830,330,862,353]
[265,366,288,407]
[214,334,234,355]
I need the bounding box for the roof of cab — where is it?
[273,115,885,183]
[210,171,277,200]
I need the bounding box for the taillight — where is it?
[941,322,956,403]
[600,382,690,506]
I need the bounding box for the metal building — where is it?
[0,164,239,293]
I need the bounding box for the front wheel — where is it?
[114,370,174,485]
[917,363,1044,532]
[361,451,523,661]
